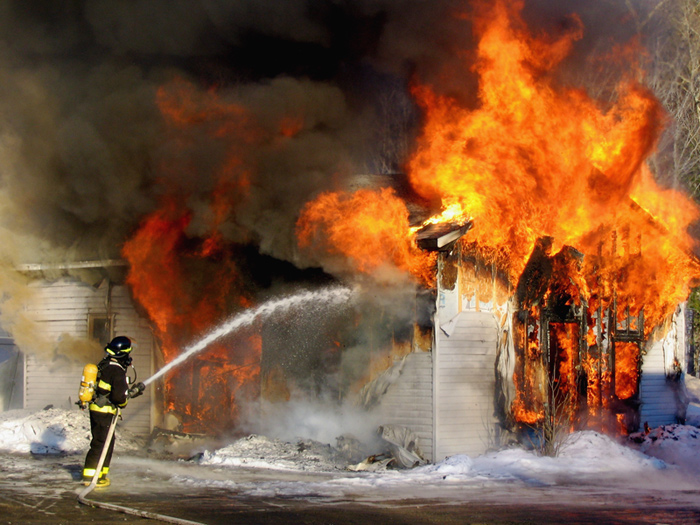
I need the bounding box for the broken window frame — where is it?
[88,313,114,348]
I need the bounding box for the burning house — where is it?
[0,0,699,465]
[361,218,697,462]
[290,2,700,462]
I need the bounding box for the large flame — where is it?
[409,1,670,276]
[297,187,437,285]
[122,77,264,433]
[297,1,700,313]
[122,198,260,433]
[405,0,700,334]
[296,0,700,431]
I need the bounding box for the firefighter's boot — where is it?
[95,477,110,488]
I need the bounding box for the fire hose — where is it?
[77,409,205,525]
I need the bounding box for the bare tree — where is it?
[641,0,700,194]
[530,372,574,457]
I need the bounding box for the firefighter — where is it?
[81,335,143,487]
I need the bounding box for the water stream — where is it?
[142,285,354,386]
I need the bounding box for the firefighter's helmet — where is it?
[105,336,132,359]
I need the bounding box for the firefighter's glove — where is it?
[128,382,145,399]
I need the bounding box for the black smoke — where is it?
[0,0,654,373]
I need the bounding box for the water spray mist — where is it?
[142,285,354,387]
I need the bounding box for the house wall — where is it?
[23,279,155,435]
[0,331,22,411]
[431,248,510,460]
[373,352,433,461]
[434,310,499,460]
[639,306,687,429]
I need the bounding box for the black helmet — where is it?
[105,336,133,359]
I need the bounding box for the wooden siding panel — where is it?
[375,352,433,461]
[23,279,155,436]
[435,311,498,461]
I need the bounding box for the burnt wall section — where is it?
[508,236,680,434]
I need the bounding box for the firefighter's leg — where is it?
[82,411,113,483]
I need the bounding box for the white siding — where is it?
[639,338,680,428]
[374,352,433,461]
[23,279,155,435]
[0,338,22,411]
[434,311,498,460]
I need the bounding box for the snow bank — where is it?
[0,407,141,454]
[629,424,700,474]
[0,407,698,491]
[414,431,666,485]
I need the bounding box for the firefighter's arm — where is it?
[110,371,130,408]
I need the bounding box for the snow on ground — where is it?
[198,434,345,471]
[0,407,141,455]
[629,424,700,472]
[1,406,699,498]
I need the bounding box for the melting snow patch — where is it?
[415,431,668,487]
[0,408,91,454]
[559,431,667,472]
[417,454,474,476]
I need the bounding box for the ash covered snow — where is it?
[629,425,700,473]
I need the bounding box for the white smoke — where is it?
[255,396,383,449]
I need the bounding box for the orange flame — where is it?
[614,342,640,400]
[296,0,700,321]
[122,77,268,433]
[122,195,259,432]
[297,187,437,284]
[397,1,698,430]
[406,1,672,279]
[404,0,700,336]
[550,323,578,400]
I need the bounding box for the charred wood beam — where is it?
[416,221,473,251]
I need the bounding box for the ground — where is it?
[2,449,700,524]
[2,408,700,524]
